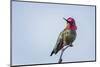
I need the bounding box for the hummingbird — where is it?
[50,17,77,63]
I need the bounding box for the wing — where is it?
[50,31,64,56]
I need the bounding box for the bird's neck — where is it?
[65,23,77,30]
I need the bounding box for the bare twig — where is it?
[58,45,70,63]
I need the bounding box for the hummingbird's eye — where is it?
[68,19,72,22]
[67,17,75,25]
[63,17,75,25]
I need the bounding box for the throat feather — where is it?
[66,24,77,30]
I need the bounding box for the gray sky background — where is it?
[12,1,96,65]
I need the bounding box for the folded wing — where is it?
[50,32,64,56]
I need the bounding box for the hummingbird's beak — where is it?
[63,17,67,22]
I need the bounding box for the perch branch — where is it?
[58,45,70,63]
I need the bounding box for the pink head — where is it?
[63,17,77,30]
[63,17,76,25]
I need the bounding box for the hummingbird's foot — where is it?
[69,44,73,47]
[58,58,62,64]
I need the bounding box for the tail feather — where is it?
[50,50,54,56]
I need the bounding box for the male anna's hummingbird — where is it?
[50,17,77,63]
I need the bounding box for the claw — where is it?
[69,44,73,47]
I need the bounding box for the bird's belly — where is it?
[63,30,76,45]
[65,35,73,42]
